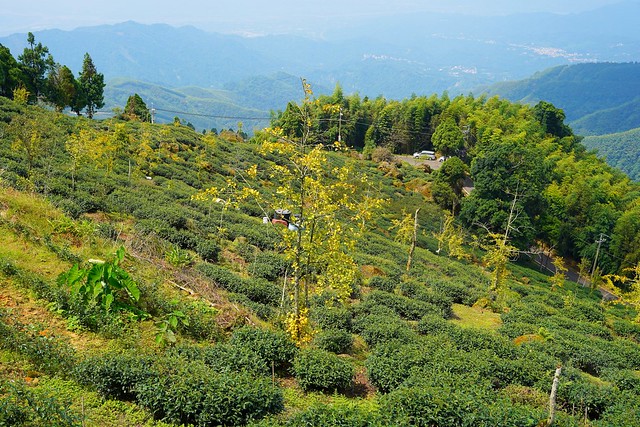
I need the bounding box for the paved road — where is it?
[396,154,443,170]
[531,251,618,301]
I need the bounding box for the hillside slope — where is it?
[1,96,640,426]
[481,62,640,135]
[583,127,640,180]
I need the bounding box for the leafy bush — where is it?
[73,353,157,400]
[368,276,395,293]
[366,341,433,393]
[197,263,280,306]
[417,313,454,335]
[611,319,640,341]
[314,329,354,354]
[286,401,383,426]
[250,252,288,281]
[355,313,417,347]
[0,316,76,376]
[293,348,354,392]
[230,326,298,371]
[430,279,481,305]
[136,361,283,426]
[397,280,454,318]
[0,380,80,427]
[362,290,445,320]
[557,375,615,420]
[195,239,220,262]
[310,306,352,331]
[601,368,640,393]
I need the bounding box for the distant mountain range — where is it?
[582,129,640,181]
[480,62,640,135]
[1,3,639,178]
[1,1,639,102]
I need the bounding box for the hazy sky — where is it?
[0,0,626,36]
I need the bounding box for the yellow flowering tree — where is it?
[195,79,384,344]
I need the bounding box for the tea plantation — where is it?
[0,96,639,426]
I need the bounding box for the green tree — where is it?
[431,116,464,156]
[78,53,104,118]
[533,101,572,138]
[45,64,77,112]
[123,93,151,122]
[17,32,54,102]
[460,141,548,248]
[7,107,57,171]
[0,44,24,98]
[431,156,468,212]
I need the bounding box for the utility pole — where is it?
[591,233,607,277]
[337,107,343,143]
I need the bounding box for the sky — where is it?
[0,0,626,37]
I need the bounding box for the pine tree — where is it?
[78,53,105,118]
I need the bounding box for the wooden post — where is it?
[547,365,562,426]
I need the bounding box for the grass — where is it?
[450,303,502,330]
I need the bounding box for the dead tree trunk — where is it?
[547,365,562,426]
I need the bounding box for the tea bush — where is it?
[362,290,446,321]
[286,401,383,427]
[293,348,354,393]
[368,276,396,293]
[355,313,417,347]
[417,313,454,335]
[230,326,298,371]
[195,239,220,262]
[314,329,354,354]
[197,263,280,306]
[310,305,352,331]
[0,380,80,427]
[136,361,284,426]
[73,353,157,401]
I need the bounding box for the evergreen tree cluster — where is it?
[0,33,104,117]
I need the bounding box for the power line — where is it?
[153,107,271,121]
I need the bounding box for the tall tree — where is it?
[123,93,151,122]
[78,53,105,119]
[431,116,464,156]
[46,64,77,112]
[0,44,24,98]
[533,101,572,138]
[18,32,54,102]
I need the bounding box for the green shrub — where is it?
[293,348,354,393]
[0,380,80,427]
[368,276,396,293]
[195,239,220,262]
[250,252,288,281]
[557,375,615,420]
[197,263,280,306]
[228,293,276,320]
[310,306,352,332]
[397,281,454,318]
[417,313,454,335]
[230,326,298,371]
[366,341,432,393]
[611,319,640,341]
[314,329,354,354]
[0,316,76,376]
[363,290,446,320]
[136,361,283,426]
[430,279,481,305]
[73,353,157,401]
[355,314,417,347]
[287,401,383,426]
[601,368,640,392]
